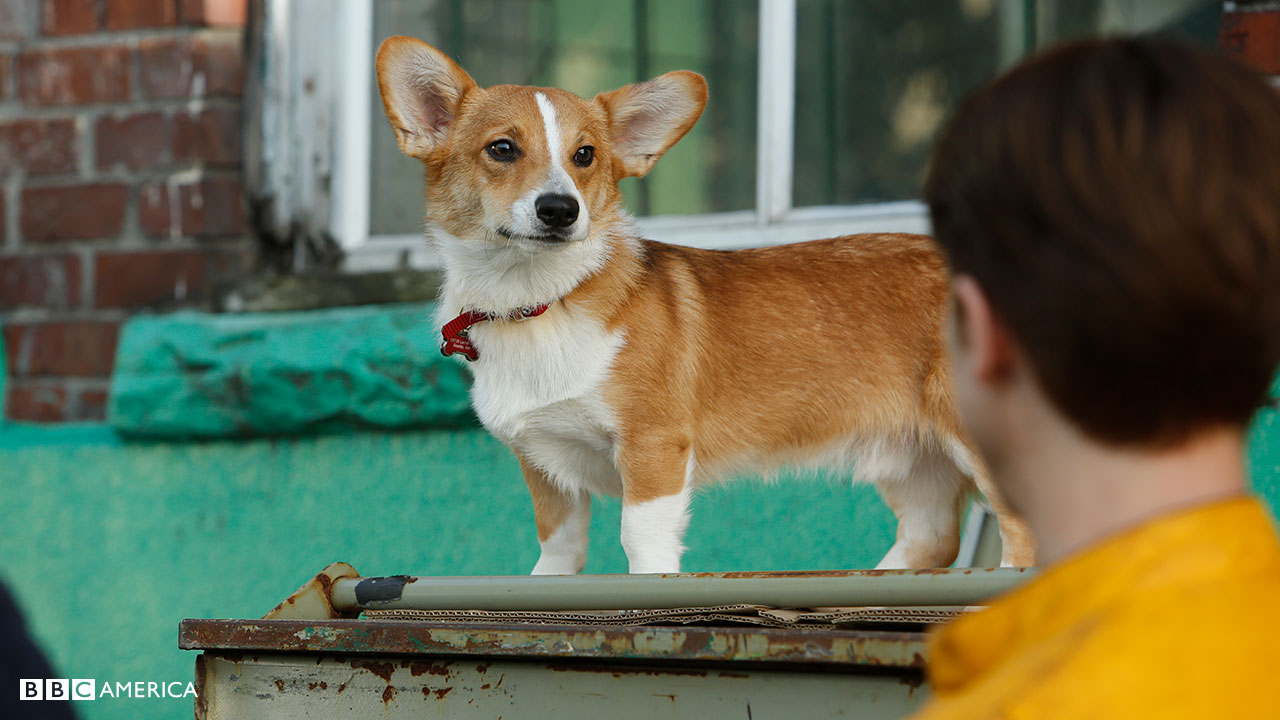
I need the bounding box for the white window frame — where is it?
[316,0,932,271]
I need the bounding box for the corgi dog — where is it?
[375,36,1035,574]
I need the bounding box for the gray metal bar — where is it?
[330,568,1033,612]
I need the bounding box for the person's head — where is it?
[927,36,1280,472]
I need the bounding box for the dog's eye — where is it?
[573,145,594,168]
[487,139,517,162]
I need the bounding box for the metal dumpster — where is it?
[181,565,1031,718]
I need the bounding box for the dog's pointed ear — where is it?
[376,36,478,160]
[595,71,707,178]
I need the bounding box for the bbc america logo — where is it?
[19,679,96,701]
[20,678,197,701]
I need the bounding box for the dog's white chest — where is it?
[462,307,626,496]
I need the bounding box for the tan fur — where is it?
[518,455,579,542]
[376,36,1035,570]
[598,235,953,490]
[572,234,1035,566]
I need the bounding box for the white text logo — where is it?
[19,678,195,701]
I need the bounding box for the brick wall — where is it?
[0,0,254,422]
[1221,3,1280,83]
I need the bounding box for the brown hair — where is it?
[926,36,1280,446]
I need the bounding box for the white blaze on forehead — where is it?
[524,91,588,239]
[535,92,580,197]
[535,92,563,166]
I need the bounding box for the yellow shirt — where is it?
[913,497,1280,719]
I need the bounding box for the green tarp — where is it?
[108,303,474,437]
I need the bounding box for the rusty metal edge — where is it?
[263,561,361,620]
[178,619,929,669]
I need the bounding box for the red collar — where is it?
[440,303,550,361]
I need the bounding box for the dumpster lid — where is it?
[179,618,930,669]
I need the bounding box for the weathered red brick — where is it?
[6,382,69,422]
[93,246,249,309]
[95,111,173,170]
[21,183,128,242]
[1222,11,1280,76]
[5,380,108,422]
[79,385,109,421]
[138,183,167,236]
[96,108,240,170]
[3,320,120,377]
[179,0,245,27]
[173,107,240,166]
[0,0,33,41]
[0,253,83,309]
[138,32,242,99]
[106,0,177,29]
[17,45,130,106]
[42,0,99,35]
[177,0,199,24]
[0,118,77,175]
[139,176,246,237]
[0,54,12,99]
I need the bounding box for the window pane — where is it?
[791,1,1001,208]
[791,0,1219,209]
[370,0,758,237]
[1028,0,1220,49]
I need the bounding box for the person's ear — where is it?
[951,274,1017,385]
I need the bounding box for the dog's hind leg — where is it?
[946,438,1037,567]
[868,441,968,569]
[519,455,592,575]
[921,362,1037,567]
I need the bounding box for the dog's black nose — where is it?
[535,194,579,229]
